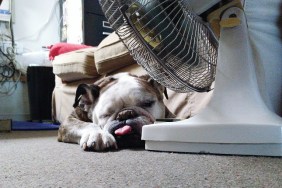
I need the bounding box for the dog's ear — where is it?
[139,74,168,99]
[73,84,100,108]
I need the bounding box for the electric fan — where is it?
[99,0,282,156]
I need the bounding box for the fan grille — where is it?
[99,0,218,92]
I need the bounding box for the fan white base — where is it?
[142,115,282,156]
[142,7,282,156]
[143,98,282,156]
[145,141,282,157]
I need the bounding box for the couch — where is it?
[51,32,212,123]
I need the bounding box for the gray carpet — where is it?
[0,131,281,188]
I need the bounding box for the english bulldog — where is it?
[58,73,174,151]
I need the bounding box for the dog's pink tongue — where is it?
[115,125,132,136]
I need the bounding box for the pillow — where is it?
[52,47,99,82]
[49,43,92,60]
[94,32,136,74]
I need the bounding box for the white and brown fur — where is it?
[58,73,174,151]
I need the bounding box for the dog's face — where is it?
[73,73,167,148]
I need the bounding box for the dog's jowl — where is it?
[58,73,174,151]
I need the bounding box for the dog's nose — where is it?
[116,109,137,121]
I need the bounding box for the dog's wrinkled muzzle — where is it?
[107,107,155,148]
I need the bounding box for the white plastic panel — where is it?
[142,5,282,156]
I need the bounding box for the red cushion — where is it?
[48,43,92,60]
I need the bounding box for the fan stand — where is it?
[142,7,282,156]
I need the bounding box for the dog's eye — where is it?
[140,100,155,108]
[100,114,110,119]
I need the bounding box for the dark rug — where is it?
[12,121,59,131]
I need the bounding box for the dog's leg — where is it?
[79,127,117,151]
[58,115,117,151]
[58,116,94,144]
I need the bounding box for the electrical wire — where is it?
[0,0,60,96]
[0,14,21,97]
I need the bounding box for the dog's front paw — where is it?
[80,130,118,151]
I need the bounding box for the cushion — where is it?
[94,32,136,74]
[48,42,92,60]
[52,47,99,82]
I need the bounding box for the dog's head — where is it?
[73,73,171,148]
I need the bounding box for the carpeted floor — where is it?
[0,131,281,188]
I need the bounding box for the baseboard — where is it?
[0,114,30,121]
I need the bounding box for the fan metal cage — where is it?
[99,0,218,92]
